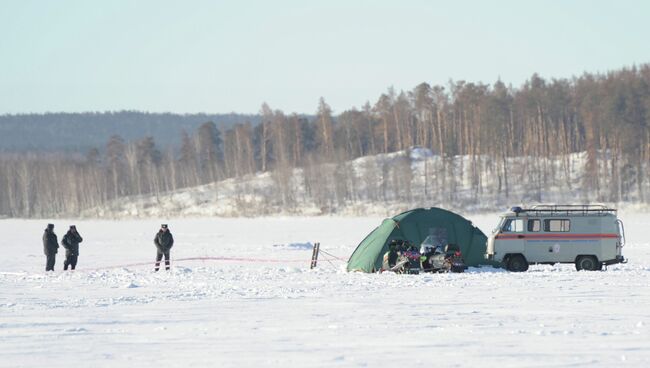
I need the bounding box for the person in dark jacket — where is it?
[43,223,58,271]
[382,240,399,271]
[154,224,174,271]
[61,225,83,271]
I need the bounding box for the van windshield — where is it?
[501,218,524,233]
[493,218,506,233]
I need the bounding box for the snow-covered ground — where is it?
[1,212,649,367]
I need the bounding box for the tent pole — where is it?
[310,242,320,269]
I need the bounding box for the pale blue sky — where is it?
[1,0,649,114]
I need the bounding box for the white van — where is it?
[485,205,626,271]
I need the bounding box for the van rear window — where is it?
[544,219,570,232]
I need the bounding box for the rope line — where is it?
[318,249,347,262]
[44,247,348,272]
[321,255,339,269]
[80,256,308,272]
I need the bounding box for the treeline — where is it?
[1,64,649,217]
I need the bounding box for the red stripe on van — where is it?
[495,233,618,240]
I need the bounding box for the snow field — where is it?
[1,213,649,367]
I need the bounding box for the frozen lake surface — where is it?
[1,213,649,367]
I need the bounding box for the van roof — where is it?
[503,204,617,217]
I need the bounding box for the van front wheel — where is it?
[575,256,600,271]
[507,254,529,272]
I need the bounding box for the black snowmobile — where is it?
[419,239,467,273]
[390,241,421,274]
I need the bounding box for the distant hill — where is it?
[81,148,647,219]
[0,111,263,152]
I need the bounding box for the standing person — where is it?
[43,224,58,271]
[154,224,174,271]
[419,242,436,272]
[62,225,83,271]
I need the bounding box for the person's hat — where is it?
[161,224,168,229]
[47,223,54,229]
[70,225,76,229]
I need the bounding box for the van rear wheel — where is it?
[575,256,599,271]
[507,254,529,272]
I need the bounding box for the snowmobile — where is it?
[419,237,467,273]
[390,241,421,274]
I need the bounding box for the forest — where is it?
[1,64,649,217]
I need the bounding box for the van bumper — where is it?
[604,255,627,265]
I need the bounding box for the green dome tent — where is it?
[347,207,489,272]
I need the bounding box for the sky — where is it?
[1,0,649,115]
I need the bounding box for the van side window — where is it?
[528,219,541,232]
[544,219,570,232]
[502,219,524,232]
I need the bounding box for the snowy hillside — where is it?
[1,213,649,367]
[80,148,650,218]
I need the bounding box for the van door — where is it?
[524,218,555,263]
[495,217,526,256]
[526,218,571,264]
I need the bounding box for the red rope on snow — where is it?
[176,256,307,264]
[78,255,310,272]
